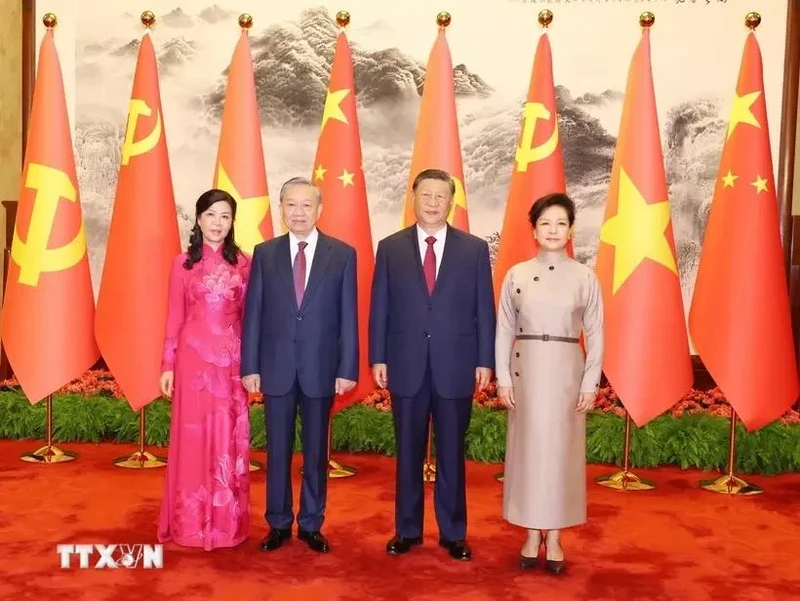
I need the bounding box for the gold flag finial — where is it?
[538,10,553,28]
[42,13,57,29]
[239,13,253,29]
[745,12,761,30]
[141,11,156,29]
[436,11,451,29]
[639,12,655,29]
[336,10,350,28]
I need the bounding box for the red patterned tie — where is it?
[293,241,307,305]
[423,236,436,294]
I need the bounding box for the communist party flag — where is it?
[688,32,798,431]
[594,26,693,426]
[213,27,273,255]
[312,30,375,409]
[94,32,181,411]
[493,30,572,303]
[402,27,469,231]
[0,28,99,404]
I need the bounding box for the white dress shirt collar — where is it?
[289,228,319,249]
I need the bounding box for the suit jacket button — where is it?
[423,332,430,338]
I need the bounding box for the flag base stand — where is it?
[595,470,655,491]
[114,450,167,469]
[299,421,358,479]
[21,396,77,464]
[328,459,357,479]
[114,407,166,469]
[699,411,763,496]
[699,474,762,496]
[594,412,655,491]
[21,445,77,464]
[423,461,436,483]
[423,417,436,483]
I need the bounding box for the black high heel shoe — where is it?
[543,535,566,575]
[517,533,544,570]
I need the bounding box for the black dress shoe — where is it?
[439,539,472,561]
[260,528,291,551]
[386,535,422,555]
[298,529,330,553]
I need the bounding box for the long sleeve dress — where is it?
[495,253,604,530]
[157,244,252,550]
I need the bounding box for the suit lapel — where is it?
[300,232,333,310]
[276,234,298,311]
[432,224,458,300]
[405,226,430,298]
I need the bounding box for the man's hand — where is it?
[335,378,356,395]
[242,374,261,394]
[372,364,388,388]
[475,367,492,393]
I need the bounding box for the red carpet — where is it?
[1,440,799,600]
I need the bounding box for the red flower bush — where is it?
[2,369,798,426]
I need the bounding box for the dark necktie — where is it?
[293,241,307,305]
[423,236,436,294]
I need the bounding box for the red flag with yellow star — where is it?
[688,32,798,431]
[312,30,375,410]
[595,27,693,426]
[493,30,573,304]
[213,28,273,254]
[402,28,469,231]
[0,29,99,404]
[94,33,181,410]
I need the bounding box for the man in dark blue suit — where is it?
[369,168,496,561]
[241,176,358,554]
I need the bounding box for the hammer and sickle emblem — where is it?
[11,164,87,286]
[121,99,162,166]
[515,102,559,172]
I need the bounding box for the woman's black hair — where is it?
[183,188,241,269]
[528,192,576,228]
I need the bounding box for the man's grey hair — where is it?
[279,176,323,203]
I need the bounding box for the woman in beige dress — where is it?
[495,193,604,574]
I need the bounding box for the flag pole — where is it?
[114,405,166,468]
[594,410,655,491]
[699,409,763,495]
[21,394,78,463]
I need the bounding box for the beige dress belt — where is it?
[515,334,579,343]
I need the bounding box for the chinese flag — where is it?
[402,28,469,232]
[313,31,375,410]
[688,32,798,431]
[595,27,693,426]
[94,33,181,410]
[0,29,99,404]
[213,28,273,255]
[493,30,573,304]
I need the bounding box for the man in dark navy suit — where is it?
[369,168,496,561]
[241,176,358,554]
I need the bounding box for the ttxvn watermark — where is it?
[56,544,163,569]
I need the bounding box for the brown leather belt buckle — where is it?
[541,334,550,341]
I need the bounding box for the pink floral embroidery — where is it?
[157,250,251,550]
[203,265,243,305]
